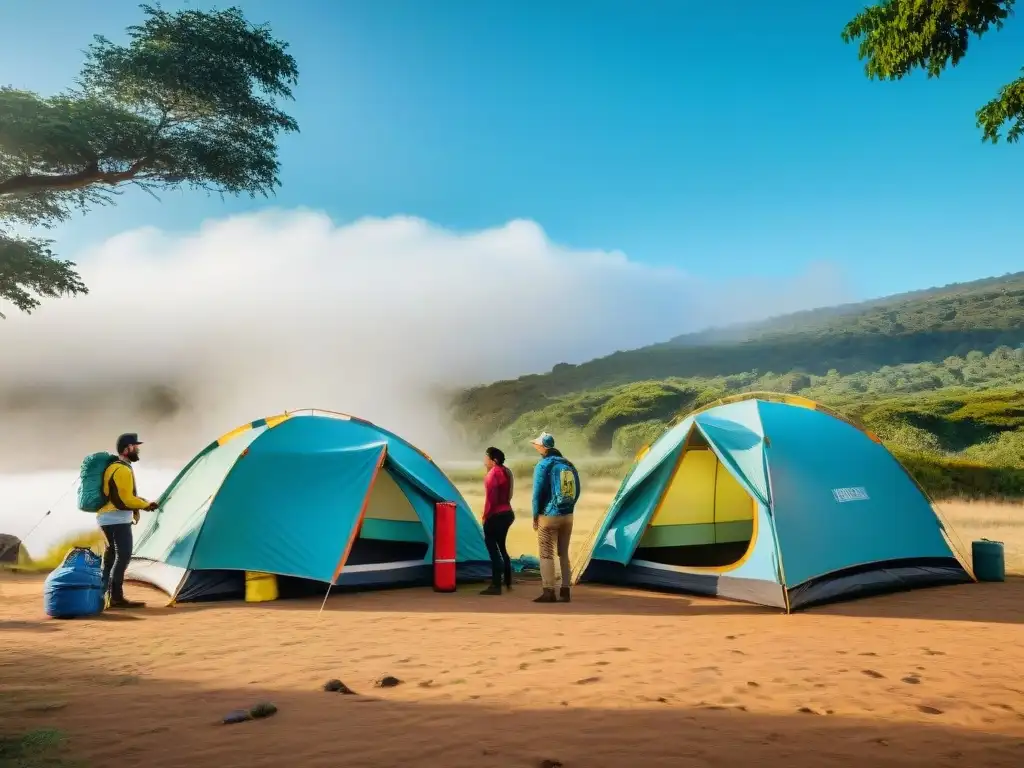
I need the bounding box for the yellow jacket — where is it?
[97,461,152,512]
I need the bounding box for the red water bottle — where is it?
[433,501,457,592]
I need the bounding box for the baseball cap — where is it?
[116,433,144,454]
[531,432,555,449]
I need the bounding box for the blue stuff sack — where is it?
[43,546,105,619]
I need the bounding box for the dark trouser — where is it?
[483,511,515,587]
[101,523,133,601]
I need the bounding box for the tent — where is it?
[0,533,29,567]
[126,410,490,603]
[572,393,974,611]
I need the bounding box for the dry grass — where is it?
[3,531,105,574]
[935,499,1024,574]
[455,480,1024,575]
[455,477,618,564]
[12,484,1024,577]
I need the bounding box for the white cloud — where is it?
[0,209,849,472]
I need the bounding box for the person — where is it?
[96,433,158,609]
[529,432,581,603]
[479,446,515,595]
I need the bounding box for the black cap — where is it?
[116,433,143,454]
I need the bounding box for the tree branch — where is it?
[0,157,150,197]
[0,233,88,318]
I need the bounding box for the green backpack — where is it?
[77,452,118,512]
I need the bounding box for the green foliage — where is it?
[454,271,1024,442]
[584,382,701,453]
[841,0,1023,143]
[463,349,1024,463]
[0,727,71,767]
[454,344,1024,499]
[0,236,86,318]
[611,420,667,458]
[894,450,1024,499]
[0,4,298,316]
[963,429,1024,468]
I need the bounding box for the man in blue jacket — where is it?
[530,432,581,603]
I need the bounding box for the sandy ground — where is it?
[3,573,1024,767]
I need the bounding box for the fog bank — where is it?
[0,210,849,473]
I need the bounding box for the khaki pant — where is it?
[537,514,574,589]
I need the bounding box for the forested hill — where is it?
[660,272,1024,348]
[451,271,1024,444]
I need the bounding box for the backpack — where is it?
[546,456,579,512]
[77,452,118,512]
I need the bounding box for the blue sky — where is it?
[2,0,1023,300]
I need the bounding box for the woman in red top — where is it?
[480,446,515,595]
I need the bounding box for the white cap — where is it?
[531,432,555,449]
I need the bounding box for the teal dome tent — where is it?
[572,393,974,611]
[127,410,490,604]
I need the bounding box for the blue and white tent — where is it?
[573,394,974,611]
[127,410,489,603]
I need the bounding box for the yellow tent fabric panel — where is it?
[639,444,755,549]
[650,449,717,527]
[363,469,419,522]
[264,413,290,430]
[245,571,278,602]
[714,464,753,523]
[217,423,252,446]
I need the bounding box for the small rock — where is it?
[323,679,356,694]
[223,709,253,725]
[797,707,817,715]
[901,676,921,685]
[250,702,278,719]
[539,760,563,768]
[375,675,403,688]
[917,705,943,715]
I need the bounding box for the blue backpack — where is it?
[547,456,580,513]
[77,452,118,512]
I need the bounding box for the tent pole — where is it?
[317,582,334,617]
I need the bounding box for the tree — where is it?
[842,0,1023,144]
[0,3,299,317]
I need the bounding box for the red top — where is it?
[483,464,514,520]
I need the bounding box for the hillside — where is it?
[459,354,1024,498]
[452,271,1024,443]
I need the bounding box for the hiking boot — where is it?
[559,587,571,603]
[479,584,502,596]
[533,588,557,603]
[107,597,146,609]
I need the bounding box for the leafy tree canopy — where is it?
[0,3,299,317]
[842,0,1023,144]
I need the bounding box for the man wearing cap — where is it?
[96,433,158,609]
[530,432,581,603]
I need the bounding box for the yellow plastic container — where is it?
[244,571,279,602]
